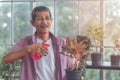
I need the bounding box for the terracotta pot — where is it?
[66,69,82,80]
[91,52,103,66]
[111,55,120,66]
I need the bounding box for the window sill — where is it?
[86,61,120,70]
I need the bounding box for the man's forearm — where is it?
[2,46,28,64]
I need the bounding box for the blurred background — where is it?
[0,0,120,80]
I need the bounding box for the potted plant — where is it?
[62,35,91,80]
[111,39,120,66]
[87,25,104,66]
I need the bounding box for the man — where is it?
[2,6,83,80]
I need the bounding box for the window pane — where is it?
[55,1,79,38]
[0,3,11,44]
[105,1,120,46]
[105,70,120,80]
[85,69,100,80]
[35,0,54,1]
[79,1,100,35]
[78,1,100,80]
[13,2,32,42]
[0,46,10,54]
[79,1,100,60]
[104,48,113,61]
[0,0,11,1]
[12,0,31,2]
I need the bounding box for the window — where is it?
[0,0,120,80]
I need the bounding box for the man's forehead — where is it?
[36,11,50,16]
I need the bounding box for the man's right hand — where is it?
[27,43,48,55]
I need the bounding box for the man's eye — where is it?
[37,17,51,21]
[46,17,51,20]
[38,18,42,20]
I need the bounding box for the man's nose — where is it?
[42,18,47,23]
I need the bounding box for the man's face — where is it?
[32,11,52,35]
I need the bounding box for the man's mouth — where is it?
[40,24,48,28]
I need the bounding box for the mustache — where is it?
[40,24,48,28]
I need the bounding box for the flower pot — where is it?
[91,52,103,66]
[111,55,120,66]
[66,69,82,80]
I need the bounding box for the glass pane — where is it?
[79,1,100,60]
[35,0,54,1]
[105,1,120,46]
[104,48,114,61]
[13,2,32,42]
[55,1,79,38]
[104,0,120,2]
[79,1,100,57]
[85,69,100,80]
[0,3,11,44]
[79,1,100,35]
[12,0,31,2]
[33,1,54,33]
[105,70,120,80]
[78,2,100,80]
[0,0,11,2]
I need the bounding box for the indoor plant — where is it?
[111,39,120,66]
[62,35,91,80]
[87,25,104,66]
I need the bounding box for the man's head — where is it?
[31,6,52,21]
[30,6,53,35]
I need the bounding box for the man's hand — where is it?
[27,43,48,55]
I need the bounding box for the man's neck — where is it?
[37,33,49,41]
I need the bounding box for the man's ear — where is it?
[30,20,35,27]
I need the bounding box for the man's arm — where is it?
[2,46,29,64]
[2,43,48,64]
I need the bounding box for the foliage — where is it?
[0,54,11,78]
[62,35,91,72]
[0,62,21,79]
[56,2,78,38]
[87,25,104,52]
[0,63,12,78]
[113,39,120,55]
[0,53,21,79]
